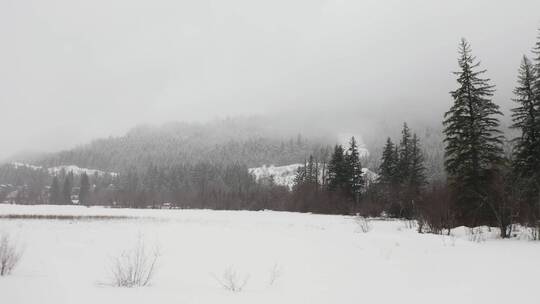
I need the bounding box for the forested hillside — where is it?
[29,118,334,172]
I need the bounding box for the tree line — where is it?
[289,123,427,217]
[289,31,540,239]
[2,30,539,240]
[433,36,540,237]
[376,35,540,238]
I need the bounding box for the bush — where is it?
[213,266,250,292]
[416,181,455,234]
[110,237,159,287]
[354,215,372,233]
[0,232,23,276]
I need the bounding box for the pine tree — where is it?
[531,30,540,173]
[533,29,540,221]
[79,172,91,206]
[49,176,62,204]
[346,137,364,203]
[511,56,540,176]
[511,32,540,225]
[306,155,318,186]
[327,145,347,192]
[397,123,413,184]
[398,133,428,219]
[378,138,398,186]
[534,28,540,98]
[408,133,427,195]
[443,39,504,224]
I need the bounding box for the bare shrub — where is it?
[110,237,159,287]
[268,263,282,286]
[354,215,372,233]
[416,181,455,235]
[213,266,250,292]
[0,232,23,276]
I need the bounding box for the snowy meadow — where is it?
[0,204,538,304]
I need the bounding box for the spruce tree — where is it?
[397,123,413,184]
[378,138,398,186]
[511,32,540,224]
[305,155,318,186]
[377,137,400,214]
[408,133,427,196]
[327,145,347,192]
[393,145,399,184]
[511,56,539,176]
[534,28,540,98]
[532,29,540,173]
[79,172,91,206]
[443,39,504,224]
[346,137,364,203]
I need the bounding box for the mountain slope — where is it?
[28,118,334,173]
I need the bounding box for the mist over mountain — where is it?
[19,117,338,173]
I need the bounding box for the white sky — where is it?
[1,0,539,159]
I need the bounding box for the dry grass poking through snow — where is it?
[110,237,159,287]
[0,232,23,276]
[212,266,250,292]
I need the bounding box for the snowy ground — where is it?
[0,204,538,304]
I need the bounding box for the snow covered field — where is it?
[0,204,538,304]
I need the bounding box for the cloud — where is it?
[1,0,539,159]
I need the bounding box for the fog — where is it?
[1,0,539,160]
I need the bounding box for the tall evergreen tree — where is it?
[532,30,540,167]
[49,176,62,204]
[511,32,540,225]
[408,133,427,196]
[397,123,413,184]
[443,39,504,224]
[346,137,364,203]
[378,138,398,186]
[327,145,347,192]
[534,28,540,97]
[305,155,319,186]
[79,172,91,206]
[511,56,540,177]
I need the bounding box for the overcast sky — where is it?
[1,0,539,160]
